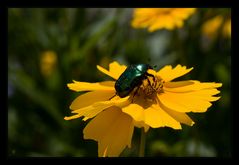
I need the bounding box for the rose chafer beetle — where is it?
[114,64,155,98]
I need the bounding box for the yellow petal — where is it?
[83,107,134,157]
[157,65,193,82]
[122,103,145,122]
[122,101,184,129]
[144,104,182,129]
[67,80,115,92]
[164,81,222,92]
[70,90,116,110]
[171,8,196,20]
[65,97,129,121]
[163,81,222,102]
[64,101,114,121]
[97,65,116,80]
[158,101,194,126]
[149,15,174,31]
[163,81,195,88]
[97,61,127,80]
[131,9,157,29]
[158,90,217,113]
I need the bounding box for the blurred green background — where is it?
[8,8,231,157]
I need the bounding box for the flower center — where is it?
[142,75,164,97]
[131,75,164,104]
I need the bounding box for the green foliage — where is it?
[8,8,231,157]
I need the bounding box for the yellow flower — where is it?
[223,19,231,38]
[202,16,231,39]
[40,50,57,77]
[131,8,196,32]
[65,61,222,157]
[202,15,224,39]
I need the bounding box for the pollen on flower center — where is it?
[133,75,164,103]
[143,75,164,96]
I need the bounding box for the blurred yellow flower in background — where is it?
[131,8,196,32]
[202,15,223,39]
[40,51,57,77]
[223,19,231,38]
[202,16,231,39]
[65,61,222,157]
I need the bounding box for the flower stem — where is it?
[139,128,146,157]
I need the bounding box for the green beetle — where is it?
[114,64,155,98]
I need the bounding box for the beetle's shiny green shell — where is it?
[115,64,152,98]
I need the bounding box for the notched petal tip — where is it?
[157,64,193,82]
[175,64,194,72]
[67,81,76,89]
[97,61,126,80]
[96,65,116,79]
[67,80,82,91]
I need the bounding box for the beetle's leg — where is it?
[146,78,153,88]
[146,73,159,91]
[146,77,157,92]
[145,72,156,82]
[109,93,117,100]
